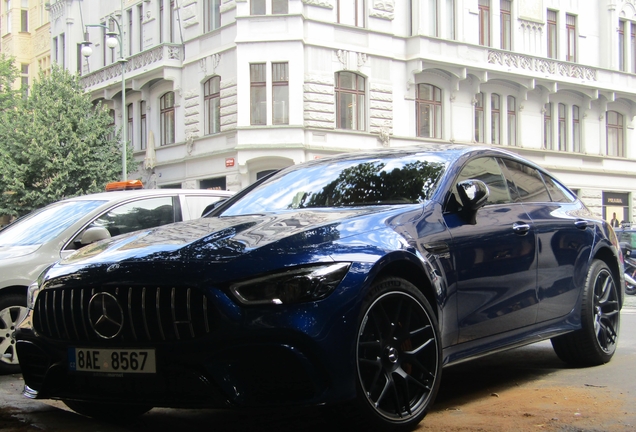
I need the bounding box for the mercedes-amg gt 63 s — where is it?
[16,144,623,431]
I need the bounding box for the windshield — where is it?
[221,156,447,216]
[0,200,106,247]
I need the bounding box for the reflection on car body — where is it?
[16,144,623,431]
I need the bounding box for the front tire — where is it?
[63,400,152,422]
[352,277,442,431]
[551,260,620,366]
[0,293,28,374]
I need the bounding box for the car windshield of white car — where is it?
[0,200,106,247]
[221,156,447,215]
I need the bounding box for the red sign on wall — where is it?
[225,158,235,167]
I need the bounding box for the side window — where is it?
[453,157,511,206]
[501,159,551,203]
[183,195,226,218]
[539,172,576,203]
[87,197,176,237]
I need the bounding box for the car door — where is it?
[443,156,538,343]
[500,159,595,322]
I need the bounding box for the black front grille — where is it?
[33,286,214,343]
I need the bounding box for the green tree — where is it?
[0,64,136,217]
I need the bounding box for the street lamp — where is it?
[81,17,128,181]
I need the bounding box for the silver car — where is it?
[0,187,233,373]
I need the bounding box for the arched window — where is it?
[160,92,175,145]
[544,103,553,150]
[475,92,484,142]
[127,103,134,149]
[491,93,500,144]
[416,84,442,138]
[107,109,116,141]
[204,76,221,135]
[335,71,366,131]
[607,110,624,157]
[507,96,516,146]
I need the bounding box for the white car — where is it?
[0,185,233,373]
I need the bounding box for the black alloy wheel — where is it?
[552,260,621,366]
[354,278,442,431]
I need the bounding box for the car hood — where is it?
[62,206,420,267]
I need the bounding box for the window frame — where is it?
[572,105,580,153]
[506,95,516,146]
[606,110,624,157]
[204,76,221,135]
[566,14,576,62]
[500,0,511,50]
[544,103,553,150]
[272,62,289,125]
[558,103,566,151]
[140,100,147,150]
[478,0,490,47]
[416,83,442,139]
[160,92,176,146]
[547,10,557,59]
[250,63,267,126]
[338,0,365,28]
[475,92,484,143]
[491,93,500,144]
[335,71,366,131]
[205,0,221,31]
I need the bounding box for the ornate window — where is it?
[336,71,366,131]
[619,20,626,71]
[475,92,484,143]
[607,111,624,157]
[204,76,221,135]
[160,92,175,145]
[416,84,442,139]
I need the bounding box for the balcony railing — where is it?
[80,44,183,89]
[488,50,597,81]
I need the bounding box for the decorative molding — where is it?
[337,50,369,71]
[220,0,237,13]
[49,0,66,21]
[370,0,395,20]
[181,2,200,28]
[488,50,597,81]
[301,0,333,9]
[220,79,238,131]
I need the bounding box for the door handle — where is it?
[513,222,531,235]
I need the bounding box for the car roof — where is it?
[59,189,234,203]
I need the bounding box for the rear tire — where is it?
[0,293,28,374]
[348,277,442,431]
[551,260,620,366]
[63,400,152,422]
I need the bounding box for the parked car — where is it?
[0,184,233,373]
[16,145,623,431]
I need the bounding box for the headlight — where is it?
[230,262,350,305]
[26,265,54,309]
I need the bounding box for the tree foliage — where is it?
[0,63,136,217]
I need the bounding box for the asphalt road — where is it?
[1,296,635,432]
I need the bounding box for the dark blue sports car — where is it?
[16,144,623,431]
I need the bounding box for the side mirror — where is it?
[456,180,489,224]
[79,226,111,246]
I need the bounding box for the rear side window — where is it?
[539,172,576,203]
[501,159,551,203]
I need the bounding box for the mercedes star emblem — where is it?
[88,292,124,339]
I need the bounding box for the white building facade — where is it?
[49,0,636,224]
